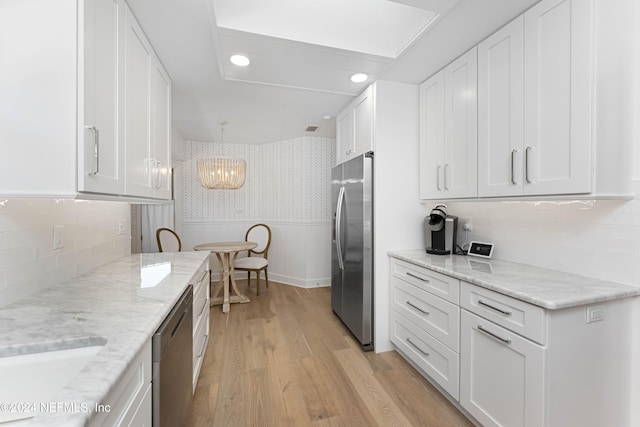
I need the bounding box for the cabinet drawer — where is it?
[192,264,209,297]
[193,278,210,331]
[391,258,460,304]
[192,313,209,392]
[391,311,459,400]
[391,276,460,352]
[460,282,546,345]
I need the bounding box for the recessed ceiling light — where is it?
[350,73,368,83]
[230,54,250,66]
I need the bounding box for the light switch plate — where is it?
[53,225,64,250]
[586,305,604,323]
[118,219,127,235]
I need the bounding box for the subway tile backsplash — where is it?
[446,197,640,287]
[0,199,130,307]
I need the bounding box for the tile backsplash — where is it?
[0,199,131,307]
[446,194,640,286]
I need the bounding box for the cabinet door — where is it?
[335,107,353,166]
[478,16,525,197]
[443,48,477,199]
[79,0,125,195]
[460,310,544,427]
[523,0,591,196]
[124,6,154,198]
[150,57,172,199]
[419,71,445,199]
[353,86,373,156]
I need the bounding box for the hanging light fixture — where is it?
[197,121,246,190]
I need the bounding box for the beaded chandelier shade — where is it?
[197,121,246,190]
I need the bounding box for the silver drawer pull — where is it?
[406,301,430,315]
[477,324,511,344]
[198,270,208,283]
[198,334,208,358]
[406,272,429,283]
[477,299,512,316]
[406,337,429,356]
[198,298,208,316]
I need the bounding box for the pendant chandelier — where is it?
[197,121,246,190]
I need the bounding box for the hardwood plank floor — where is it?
[190,281,473,427]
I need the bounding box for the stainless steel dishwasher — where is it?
[152,285,193,426]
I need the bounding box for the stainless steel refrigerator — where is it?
[331,152,373,351]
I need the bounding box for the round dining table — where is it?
[193,241,257,313]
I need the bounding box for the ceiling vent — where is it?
[305,126,319,132]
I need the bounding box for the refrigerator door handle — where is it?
[335,186,345,270]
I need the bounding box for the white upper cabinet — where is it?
[522,0,592,196]
[0,0,170,200]
[335,86,374,166]
[420,48,477,200]
[479,0,592,198]
[78,0,125,195]
[477,16,525,197]
[124,4,172,200]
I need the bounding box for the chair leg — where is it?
[256,270,260,296]
[265,269,269,289]
[247,271,250,286]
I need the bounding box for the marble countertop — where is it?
[388,250,640,310]
[0,251,210,427]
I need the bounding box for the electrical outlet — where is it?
[53,225,64,250]
[462,218,473,231]
[118,219,127,235]
[586,305,604,323]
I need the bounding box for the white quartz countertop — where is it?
[0,251,210,427]
[388,250,640,310]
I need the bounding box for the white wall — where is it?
[0,199,131,307]
[179,136,334,287]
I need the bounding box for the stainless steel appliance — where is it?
[331,152,373,351]
[424,204,458,255]
[152,286,193,426]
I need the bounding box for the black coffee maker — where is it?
[424,204,458,255]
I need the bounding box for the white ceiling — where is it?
[126,0,540,144]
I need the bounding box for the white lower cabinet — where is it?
[90,341,151,427]
[192,262,210,392]
[390,256,636,426]
[459,310,544,427]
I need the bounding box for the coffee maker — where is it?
[424,204,458,255]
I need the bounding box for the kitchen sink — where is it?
[0,340,106,424]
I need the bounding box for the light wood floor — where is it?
[190,280,473,427]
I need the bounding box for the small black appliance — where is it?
[424,204,458,255]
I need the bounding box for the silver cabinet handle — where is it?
[198,297,208,316]
[436,165,442,191]
[85,126,99,176]
[198,270,208,283]
[406,272,429,283]
[525,146,532,184]
[406,301,430,315]
[156,160,162,188]
[198,334,208,358]
[444,164,450,190]
[478,299,512,316]
[406,337,429,356]
[477,324,511,344]
[511,149,518,185]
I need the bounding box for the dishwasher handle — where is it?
[153,285,193,360]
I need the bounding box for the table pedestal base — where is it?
[210,252,250,313]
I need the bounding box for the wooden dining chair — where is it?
[156,228,182,252]
[234,224,271,296]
